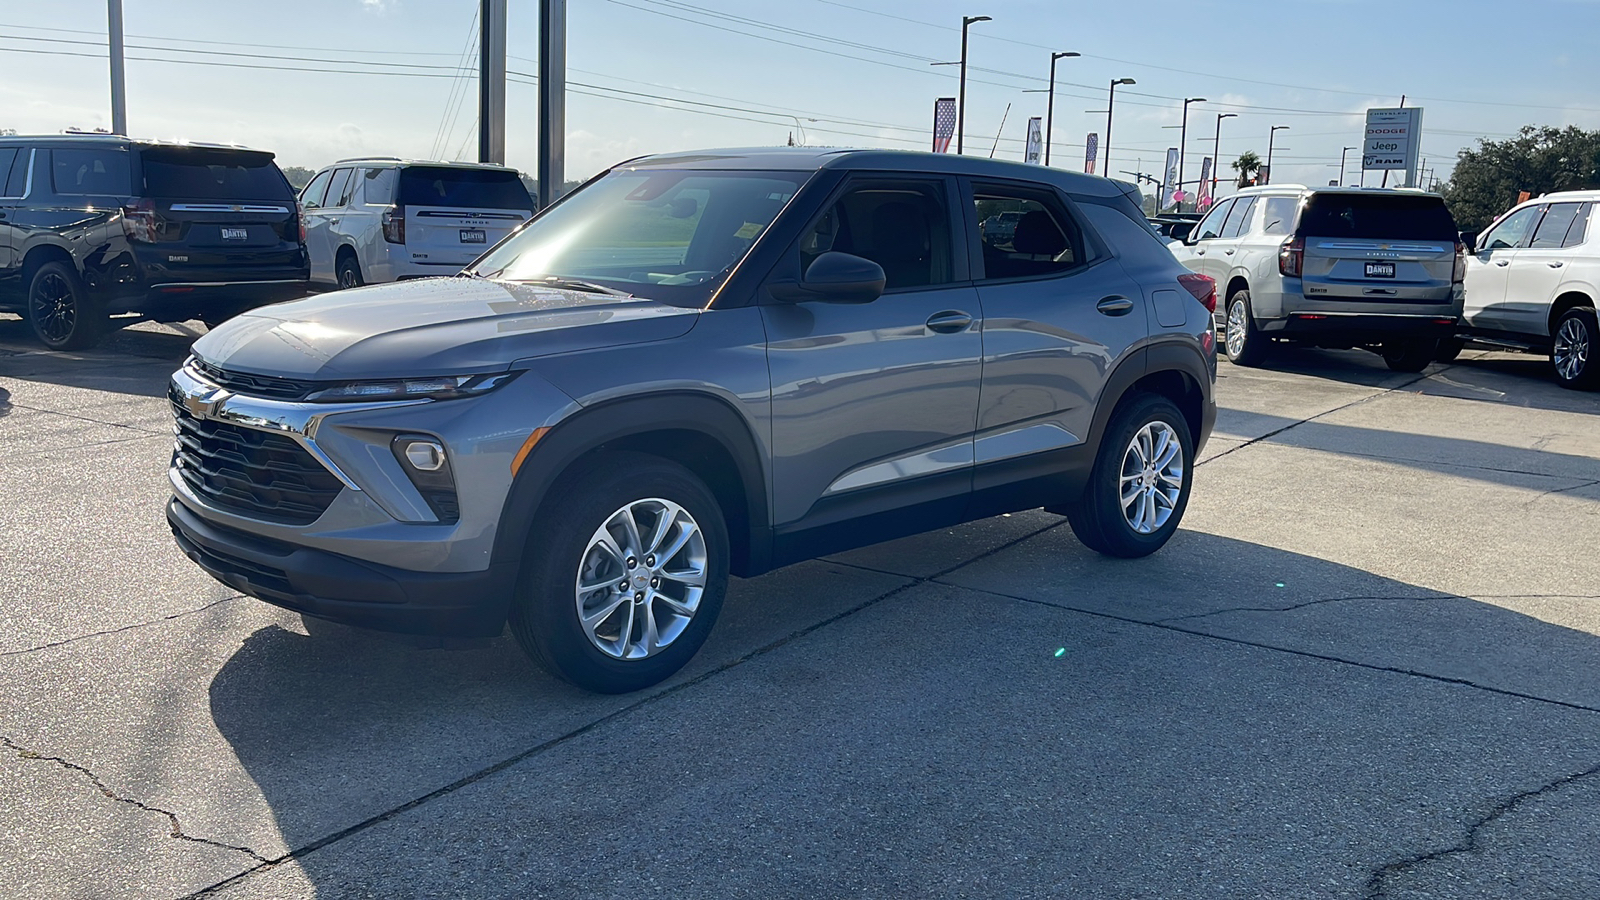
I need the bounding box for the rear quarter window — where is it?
[1298,193,1457,241]
[398,166,534,209]
[51,147,132,196]
[139,148,293,201]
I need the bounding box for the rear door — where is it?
[0,147,27,289]
[1464,204,1541,332]
[298,169,335,281]
[396,166,533,272]
[134,146,303,284]
[1296,192,1458,308]
[1505,201,1588,338]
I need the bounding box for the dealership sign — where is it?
[1363,107,1423,181]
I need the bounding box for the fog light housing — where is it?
[391,435,459,523]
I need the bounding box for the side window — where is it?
[333,167,358,207]
[361,167,397,205]
[800,178,953,290]
[1482,205,1541,251]
[1192,199,1234,241]
[51,147,132,195]
[300,170,333,209]
[1261,196,1299,236]
[1531,202,1582,249]
[971,183,1086,280]
[0,149,18,197]
[2,150,27,197]
[1221,197,1257,239]
[1564,204,1591,248]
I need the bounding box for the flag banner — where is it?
[932,98,957,153]
[1258,164,1271,186]
[1161,147,1180,209]
[1198,157,1214,208]
[1024,117,1043,164]
[1084,133,1099,174]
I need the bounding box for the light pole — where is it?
[1104,77,1136,178]
[1044,50,1080,167]
[1212,112,1237,200]
[956,15,991,155]
[1265,125,1290,185]
[1177,98,1206,209]
[1338,146,1355,186]
[108,0,126,135]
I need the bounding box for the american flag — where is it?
[932,97,957,153]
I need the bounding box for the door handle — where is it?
[925,310,973,333]
[1495,259,1509,267]
[1224,249,1235,255]
[1196,249,1207,256]
[1096,295,1135,316]
[1549,261,1565,268]
[0,211,7,219]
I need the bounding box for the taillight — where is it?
[1177,272,1217,313]
[296,201,307,244]
[121,198,157,243]
[382,205,405,244]
[1279,236,1305,278]
[1452,241,1466,284]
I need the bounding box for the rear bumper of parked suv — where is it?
[167,499,516,637]
[1264,311,1462,343]
[89,245,309,314]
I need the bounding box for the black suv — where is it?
[0,135,309,349]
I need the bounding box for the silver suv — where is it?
[1172,185,1464,371]
[166,149,1217,693]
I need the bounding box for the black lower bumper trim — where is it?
[167,499,515,637]
[1268,313,1460,343]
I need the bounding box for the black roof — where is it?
[620,147,1132,199]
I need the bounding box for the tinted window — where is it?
[1481,205,1540,251]
[1531,203,1582,249]
[1192,199,1233,241]
[1565,204,1591,248]
[1221,197,1257,238]
[1298,193,1457,240]
[361,167,397,205]
[0,149,17,197]
[1261,196,1299,236]
[51,147,132,195]
[300,170,333,209]
[322,168,353,209]
[803,179,953,290]
[972,184,1083,280]
[139,148,292,201]
[398,166,534,209]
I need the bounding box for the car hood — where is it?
[192,277,700,380]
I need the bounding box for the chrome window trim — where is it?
[168,203,291,213]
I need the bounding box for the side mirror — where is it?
[1183,229,1201,246]
[1459,231,1478,254]
[769,251,886,304]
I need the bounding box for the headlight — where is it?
[305,371,520,403]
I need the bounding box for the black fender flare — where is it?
[1086,340,1216,457]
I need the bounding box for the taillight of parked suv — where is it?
[1452,241,1467,284]
[1177,272,1217,313]
[1279,236,1305,278]
[382,206,405,244]
[122,198,159,243]
[296,201,308,244]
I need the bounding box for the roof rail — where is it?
[334,156,403,164]
[1238,183,1308,193]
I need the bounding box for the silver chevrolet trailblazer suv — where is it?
[167,149,1218,693]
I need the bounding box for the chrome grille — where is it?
[170,400,343,525]
[190,357,320,401]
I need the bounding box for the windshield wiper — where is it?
[524,276,631,297]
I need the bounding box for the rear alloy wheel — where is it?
[26,261,105,350]
[1552,306,1598,390]
[336,255,364,290]
[1381,339,1436,373]
[1064,393,1193,559]
[1224,290,1269,367]
[511,452,729,693]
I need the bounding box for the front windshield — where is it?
[470,169,807,306]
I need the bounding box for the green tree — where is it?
[1231,150,1262,188]
[1441,125,1600,232]
[281,166,317,190]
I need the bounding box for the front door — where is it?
[1184,197,1236,283]
[1464,204,1541,332]
[761,174,982,532]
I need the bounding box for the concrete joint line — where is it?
[1153,593,1454,624]
[1,735,269,864]
[1523,478,1600,507]
[1204,368,1440,465]
[7,401,170,436]
[1363,761,1600,899]
[0,596,246,658]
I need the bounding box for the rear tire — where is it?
[1382,339,1436,373]
[1551,306,1598,390]
[1065,393,1194,559]
[1223,290,1269,367]
[1435,337,1465,363]
[336,254,364,290]
[26,261,105,350]
[510,452,730,693]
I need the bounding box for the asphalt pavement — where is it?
[2,314,1597,899]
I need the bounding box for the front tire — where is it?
[26,261,105,350]
[510,452,729,693]
[1382,339,1436,373]
[1223,290,1269,367]
[1065,393,1194,559]
[1552,306,1598,390]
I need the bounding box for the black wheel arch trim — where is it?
[492,390,773,579]
[1089,341,1216,457]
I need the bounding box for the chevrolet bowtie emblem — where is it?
[183,385,231,419]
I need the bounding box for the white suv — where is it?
[298,158,535,288]
[1171,185,1464,372]
[1456,191,1598,390]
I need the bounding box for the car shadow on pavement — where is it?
[201,530,1600,898]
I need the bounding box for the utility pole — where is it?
[1044,50,1079,167]
[108,0,127,135]
[1178,98,1205,209]
[537,0,566,208]
[478,0,507,165]
[956,15,991,155]
[1212,113,1236,199]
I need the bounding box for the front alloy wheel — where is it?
[575,498,708,660]
[1063,392,1195,558]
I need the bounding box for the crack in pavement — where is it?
[1523,478,1600,507]
[5,401,170,436]
[184,519,1069,897]
[1,735,269,864]
[1363,761,1600,899]
[1153,593,1455,624]
[0,596,246,658]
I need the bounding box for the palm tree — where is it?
[1232,151,1262,188]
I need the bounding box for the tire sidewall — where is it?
[1553,308,1598,390]
[512,454,730,693]
[27,261,99,350]
[1225,292,1251,359]
[1092,395,1195,556]
[336,256,363,289]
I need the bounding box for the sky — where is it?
[5,0,1600,205]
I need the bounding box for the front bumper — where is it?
[168,499,516,637]
[1264,312,1461,344]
